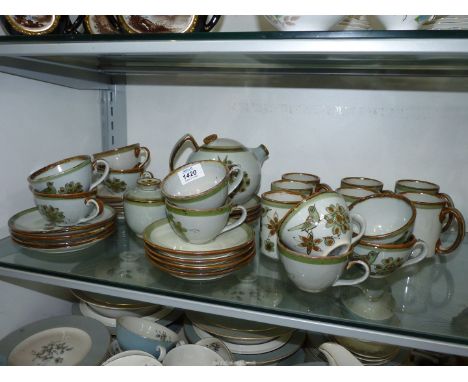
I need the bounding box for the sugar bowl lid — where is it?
[124,178,164,202]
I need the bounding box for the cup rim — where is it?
[28,155,92,184]
[395,179,440,192]
[399,191,446,207]
[33,189,97,199]
[341,176,383,188]
[107,165,147,174]
[93,143,140,159]
[348,193,416,240]
[261,190,305,205]
[117,316,178,341]
[271,179,312,188]
[161,160,231,201]
[358,234,418,250]
[165,199,233,216]
[336,186,377,196]
[281,172,320,184]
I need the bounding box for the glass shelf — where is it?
[0,222,467,356]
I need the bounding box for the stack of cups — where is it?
[276,191,370,293]
[28,154,110,226]
[161,160,247,244]
[93,143,152,219]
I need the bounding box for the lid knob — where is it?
[203,134,218,144]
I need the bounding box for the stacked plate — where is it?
[230,195,261,226]
[143,219,256,281]
[185,311,305,365]
[71,289,183,335]
[97,185,124,219]
[8,205,116,254]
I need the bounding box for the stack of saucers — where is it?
[71,289,184,335]
[333,336,401,365]
[184,311,306,365]
[143,219,255,281]
[8,205,116,254]
[97,185,125,219]
[230,195,261,226]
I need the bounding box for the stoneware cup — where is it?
[33,190,104,226]
[400,192,465,258]
[116,316,180,361]
[277,238,370,293]
[28,154,110,194]
[260,190,305,260]
[165,200,247,244]
[349,193,416,244]
[93,143,150,171]
[271,179,315,196]
[340,177,384,193]
[336,187,376,206]
[161,160,243,209]
[103,167,153,197]
[162,344,228,366]
[353,235,429,278]
[281,172,332,193]
[279,191,366,257]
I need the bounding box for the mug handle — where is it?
[222,206,247,233]
[77,198,104,224]
[90,159,110,190]
[436,207,465,255]
[227,165,244,196]
[203,15,221,32]
[136,146,151,169]
[439,192,455,232]
[401,240,428,269]
[332,260,370,287]
[350,213,367,246]
[317,183,332,192]
[155,345,166,362]
[169,134,199,171]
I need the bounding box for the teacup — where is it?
[336,187,376,206]
[340,177,384,193]
[281,172,332,193]
[33,190,104,226]
[279,191,366,257]
[195,338,234,363]
[271,179,315,196]
[103,167,153,196]
[28,154,110,194]
[400,192,465,258]
[277,238,370,293]
[353,235,428,278]
[116,316,180,361]
[93,143,150,171]
[101,350,162,366]
[165,201,247,244]
[260,190,305,260]
[349,193,415,244]
[162,160,243,209]
[162,344,227,366]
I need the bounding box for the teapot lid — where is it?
[201,134,247,152]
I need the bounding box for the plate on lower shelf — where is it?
[0,315,110,366]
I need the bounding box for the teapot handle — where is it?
[169,134,200,171]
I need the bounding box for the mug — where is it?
[400,192,465,258]
[161,160,243,209]
[28,154,110,194]
[33,190,104,226]
[279,191,366,257]
[336,187,376,206]
[281,173,332,193]
[93,143,150,171]
[165,201,247,244]
[271,179,315,196]
[260,190,305,260]
[340,177,384,193]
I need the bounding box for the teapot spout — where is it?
[249,144,269,167]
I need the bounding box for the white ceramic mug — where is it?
[340,177,384,193]
[400,192,465,258]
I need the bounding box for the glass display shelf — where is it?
[0,222,467,356]
[3,31,468,90]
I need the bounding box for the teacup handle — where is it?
[77,198,104,224]
[332,260,370,287]
[439,192,455,232]
[317,183,332,192]
[436,207,465,255]
[222,206,247,233]
[227,165,244,196]
[401,240,428,269]
[350,213,367,246]
[155,345,167,362]
[136,146,151,169]
[90,159,110,190]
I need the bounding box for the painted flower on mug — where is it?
[267,212,281,236]
[374,256,404,275]
[167,213,189,241]
[298,234,323,254]
[324,204,350,236]
[264,237,275,252]
[104,178,127,193]
[38,205,65,224]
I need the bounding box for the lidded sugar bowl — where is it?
[123,178,166,238]
[169,134,269,205]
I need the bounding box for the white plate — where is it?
[0,315,110,366]
[102,350,162,366]
[144,219,254,255]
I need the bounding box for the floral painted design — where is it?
[104,178,127,193]
[261,206,272,218]
[264,237,275,252]
[267,212,281,236]
[31,341,74,365]
[38,205,65,225]
[206,342,221,353]
[153,330,168,342]
[217,155,250,195]
[324,204,350,236]
[374,257,404,275]
[167,213,189,241]
[298,235,322,254]
[39,181,84,194]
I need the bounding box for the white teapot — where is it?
[169,134,269,205]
